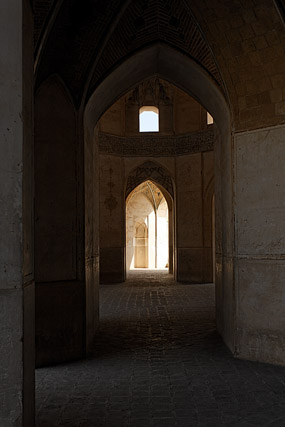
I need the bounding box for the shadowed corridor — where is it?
[36,271,285,427]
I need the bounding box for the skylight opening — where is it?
[139,106,159,132]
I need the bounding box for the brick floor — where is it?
[36,271,285,427]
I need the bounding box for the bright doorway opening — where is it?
[126,180,168,271]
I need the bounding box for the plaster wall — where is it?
[176,151,214,282]
[174,89,207,134]
[234,125,285,365]
[99,97,125,136]
[99,80,207,137]
[0,1,34,425]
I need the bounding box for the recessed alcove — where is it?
[98,77,215,284]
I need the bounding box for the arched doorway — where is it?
[8,2,284,424]
[126,180,170,272]
[84,42,233,354]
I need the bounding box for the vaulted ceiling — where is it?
[33,1,285,132]
[129,180,165,211]
[34,0,226,106]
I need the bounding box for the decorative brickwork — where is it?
[35,0,225,106]
[33,0,56,49]
[190,0,285,131]
[127,78,173,107]
[275,0,285,23]
[126,161,174,198]
[99,129,214,157]
[34,0,285,130]
[88,0,226,99]
[35,0,125,102]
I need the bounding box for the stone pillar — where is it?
[176,152,214,283]
[168,207,174,274]
[99,154,125,283]
[215,127,235,355]
[0,1,34,426]
[234,126,285,365]
[148,210,156,269]
[85,126,100,350]
[35,77,84,367]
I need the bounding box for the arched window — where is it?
[139,106,159,132]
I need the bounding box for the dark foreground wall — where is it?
[35,77,85,366]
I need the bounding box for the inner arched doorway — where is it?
[126,180,172,273]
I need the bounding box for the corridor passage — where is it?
[36,272,285,427]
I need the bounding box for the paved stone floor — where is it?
[36,271,285,427]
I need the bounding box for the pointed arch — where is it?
[84,43,231,136]
[35,73,76,108]
[126,180,171,272]
[84,41,234,354]
[34,1,65,76]
[125,161,174,199]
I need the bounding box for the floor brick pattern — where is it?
[36,271,285,426]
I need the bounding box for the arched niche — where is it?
[84,42,234,355]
